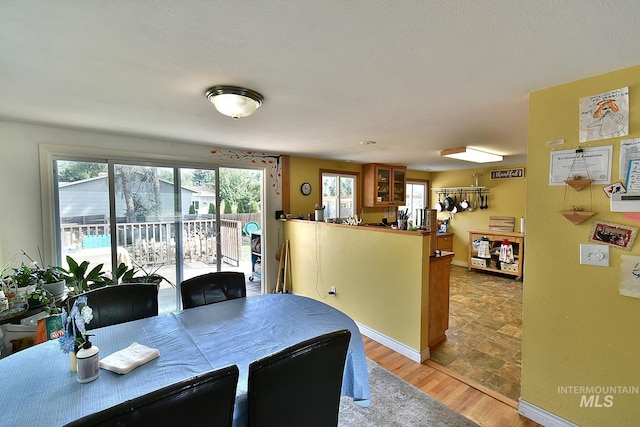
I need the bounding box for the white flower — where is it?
[81,306,93,324]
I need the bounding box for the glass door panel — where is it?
[393,169,406,203]
[218,167,262,296]
[56,160,113,276]
[179,168,219,283]
[114,164,177,313]
[377,167,390,202]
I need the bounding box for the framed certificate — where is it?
[549,146,612,186]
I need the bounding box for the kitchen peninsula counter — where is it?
[281,218,431,234]
[283,219,452,362]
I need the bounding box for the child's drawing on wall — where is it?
[579,87,629,142]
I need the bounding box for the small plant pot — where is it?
[41,280,66,298]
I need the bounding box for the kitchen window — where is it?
[321,171,357,220]
[401,181,429,227]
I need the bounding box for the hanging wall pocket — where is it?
[560,149,596,224]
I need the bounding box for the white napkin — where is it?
[99,342,160,374]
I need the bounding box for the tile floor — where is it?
[429,264,523,401]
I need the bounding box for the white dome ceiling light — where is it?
[205,86,264,119]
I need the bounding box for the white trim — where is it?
[518,399,580,427]
[38,142,280,290]
[356,322,429,363]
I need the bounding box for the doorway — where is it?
[429,266,524,402]
[54,160,263,313]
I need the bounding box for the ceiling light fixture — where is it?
[205,85,264,119]
[440,147,503,163]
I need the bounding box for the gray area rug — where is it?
[339,359,479,427]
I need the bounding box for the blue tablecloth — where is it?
[0,294,370,426]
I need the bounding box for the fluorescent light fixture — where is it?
[440,147,503,163]
[205,86,264,119]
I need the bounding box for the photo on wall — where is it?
[589,221,638,251]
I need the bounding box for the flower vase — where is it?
[70,352,77,372]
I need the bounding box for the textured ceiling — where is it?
[2,1,640,170]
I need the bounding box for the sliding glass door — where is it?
[54,160,263,313]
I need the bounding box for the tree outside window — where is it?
[322,172,356,219]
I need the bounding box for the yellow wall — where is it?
[287,156,431,224]
[288,154,526,265]
[283,220,430,353]
[288,156,361,219]
[430,166,526,264]
[524,65,640,425]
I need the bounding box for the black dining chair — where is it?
[247,329,351,427]
[63,364,239,427]
[180,271,246,309]
[67,283,159,329]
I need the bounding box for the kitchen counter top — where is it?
[281,218,435,235]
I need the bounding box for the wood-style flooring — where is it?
[363,335,540,427]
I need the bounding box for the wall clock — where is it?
[300,182,312,196]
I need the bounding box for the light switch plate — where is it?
[579,244,609,266]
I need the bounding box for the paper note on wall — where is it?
[579,87,629,143]
[619,255,640,298]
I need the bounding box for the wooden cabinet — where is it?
[362,164,407,207]
[437,233,453,252]
[428,253,453,347]
[467,230,524,279]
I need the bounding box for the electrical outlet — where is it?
[579,244,609,267]
[329,286,336,296]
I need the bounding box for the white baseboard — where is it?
[451,259,467,267]
[518,399,579,427]
[357,321,578,427]
[356,322,429,363]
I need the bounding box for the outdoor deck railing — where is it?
[60,218,242,267]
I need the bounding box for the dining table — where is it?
[0,293,371,426]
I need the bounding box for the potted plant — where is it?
[6,263,40,308]
[121,260,172,287]
[11,263,38,289]
[35,265,67,297]
[1,251,66,313]
[62,256,137,295]
[25,285,60,314]
[17,249,68,300]
[2,263,57,310]
[62,256,108,295]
